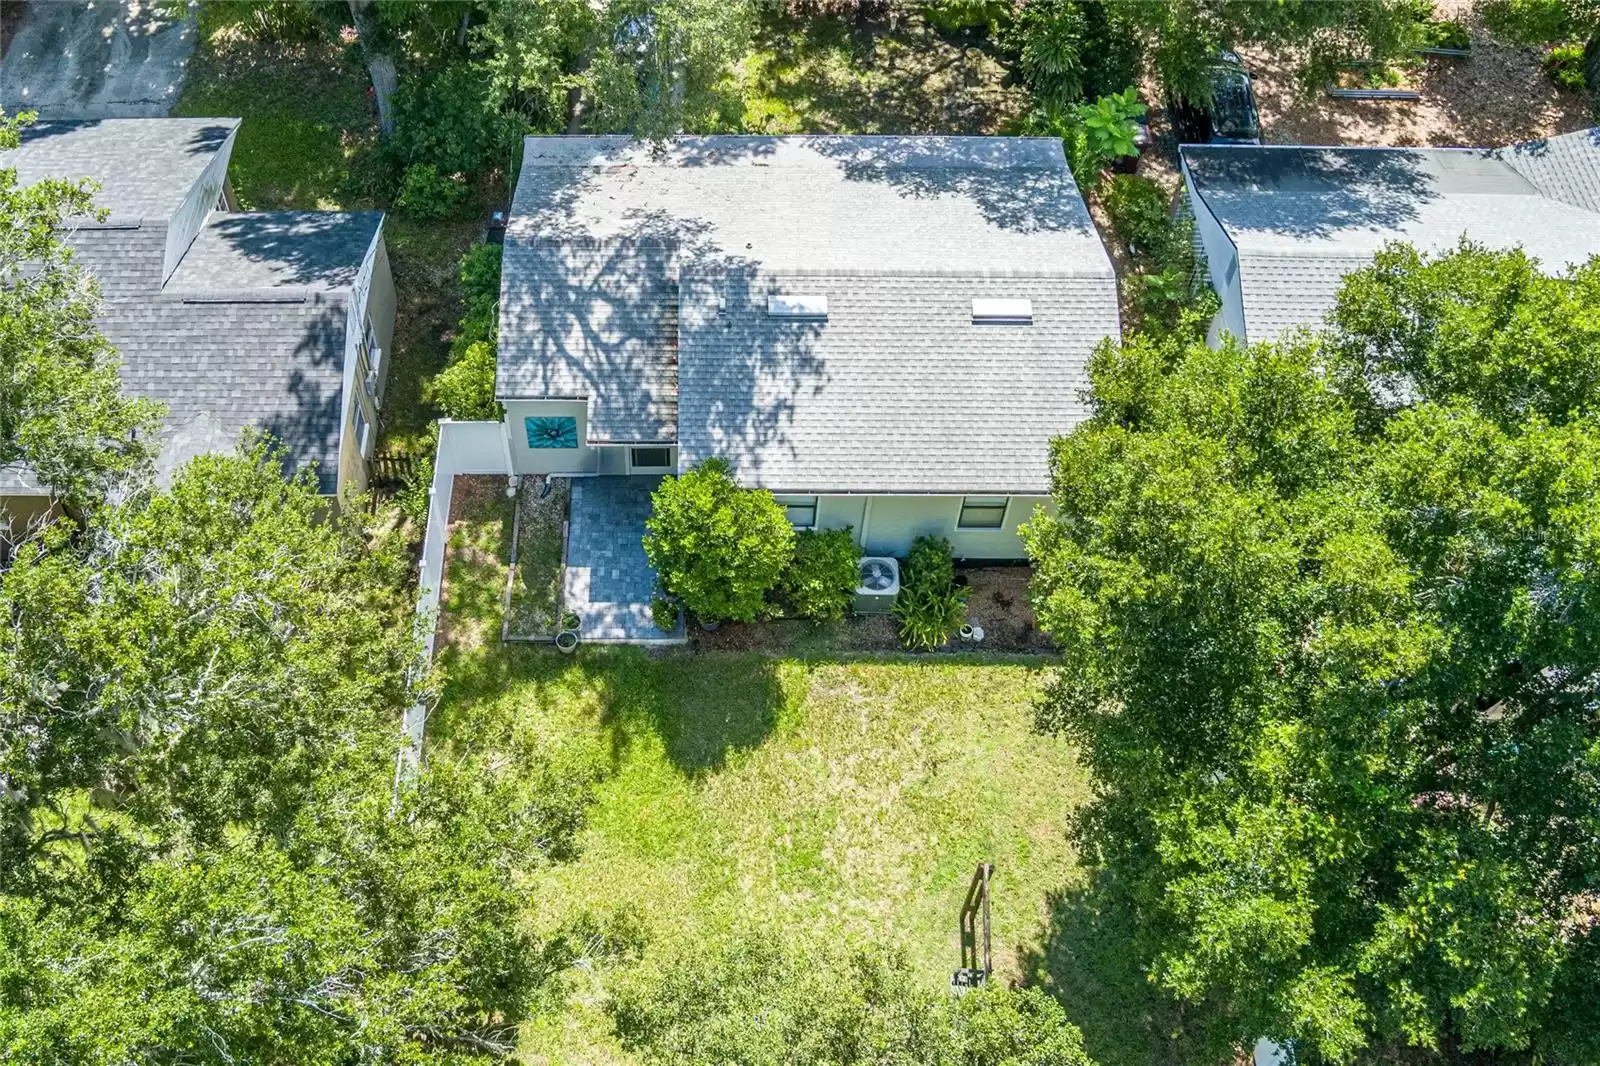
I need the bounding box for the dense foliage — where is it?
[895,536,968,651]
[612,935,1095,1066]
[1025,242,1600,1063]
[0,111,162,509]
[0,447,596,1061]
[644,459,795,625]
[429,242,504,422]
[779,527,861,622]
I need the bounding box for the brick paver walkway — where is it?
[563,476,685,643]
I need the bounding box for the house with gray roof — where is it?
[495,134,1120,566]
[1181,128,1600,344]
[0,117,394,516]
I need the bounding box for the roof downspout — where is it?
[500,418,520,495]
[859,497,874,554]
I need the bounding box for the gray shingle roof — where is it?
[501,135,1119,487]
[166,212,383,293]
[1496,127,1600,216]
[677,272,1113,495]
[2,118,238,221]
[1184,142,1600,341]
[61,220,366,495]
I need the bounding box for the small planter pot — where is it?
[699,619,722,632]
[555,630,579,654]
[560,611,581,633]
[959,623,976,641]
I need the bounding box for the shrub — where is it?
[1481,0,1575,45]
[1421,19,1471,50]
[395,163,468,220]
[778,528,860,622]
[1103,174,1175,261]
[1076,88,1146,169]
[455,243,504,354]
[1001,0,1141,107]
[429,339,500,421]
[644,459,794,625]
[650,595,678,631]
[895,535,966,650]
[390,63,518,179]
[1543,42,1589,90]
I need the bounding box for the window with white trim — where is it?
[775,495,819,528]
[956,496,1008,530]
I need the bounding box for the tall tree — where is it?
[479,0,755,139]
[0,110,161,509]
[1025,243,1600,1063]
[0,446,597,1061]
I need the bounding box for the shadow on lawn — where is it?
[1020,869,1215,1066]
[595,653,792,776]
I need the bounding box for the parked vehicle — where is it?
[1168,51,1262,145]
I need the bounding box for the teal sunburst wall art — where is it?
[525,416,578,449]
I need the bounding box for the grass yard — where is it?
[435,646,1090,1063]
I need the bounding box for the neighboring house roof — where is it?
[167,211,383,292]
[2,123,380,496]
[6,118,238,222]
[501,135,1120,493]
[1183,137,1600,342]
[1495,127,1600,215]
[0,463,51,497]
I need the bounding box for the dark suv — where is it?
[1168,51,1262,145]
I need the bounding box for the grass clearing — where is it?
[433,642,1090,1063]
[507,476,570,638]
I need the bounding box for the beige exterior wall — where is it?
[336,227,396,500]
[802,493,1054,560]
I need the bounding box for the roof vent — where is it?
[767,294,828,321]
[972,298,1033,325]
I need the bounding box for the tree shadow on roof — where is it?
[809,135,1098,237]
[1184,147,1448,241]
[256,297,347,492]
[196,211,381,290]
[503,181,828,457]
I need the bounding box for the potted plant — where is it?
[560,610,581,633]
[555,629,579,654]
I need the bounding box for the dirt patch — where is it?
[1239,6,1593,149]
[505,475,570,639]
[961,566,1055,653]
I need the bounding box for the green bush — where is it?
[395,163,468,220]
[452,242,503,359]
[644,459,795,625]
[895,535,967,650]
[1543,42,1589,89]
[1481,0,1576,44]
[650,595,679,631]
[429,339,500,421]
[1001,0,1142,108]
[1420,19,1471,50]
[390,62,518,179]
[1103,174,1175,261]
[778,528,860,622]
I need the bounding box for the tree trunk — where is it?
[348,0,398,137]
[1585,30,1599,95]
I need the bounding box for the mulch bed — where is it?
[690,565,1056,656]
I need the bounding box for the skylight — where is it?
[767,294,829,321]
[971,298,1033,325]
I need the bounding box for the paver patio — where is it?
[562,475,685,644]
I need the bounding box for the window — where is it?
[957,496,1008,530]
[630,447,673,471]
[353,400,374,459]
[971,298,1033,325]
[775,495,819,528]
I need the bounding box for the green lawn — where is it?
[435,645,1090,1063]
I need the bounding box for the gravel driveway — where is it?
[1,0,198,118]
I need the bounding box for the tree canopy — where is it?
[0,447,598,1062]
[0,110,161,509]
[1025,242,1600,1063]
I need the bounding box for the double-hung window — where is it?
[956,496,1008,530]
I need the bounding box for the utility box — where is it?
[854,556,900,614]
